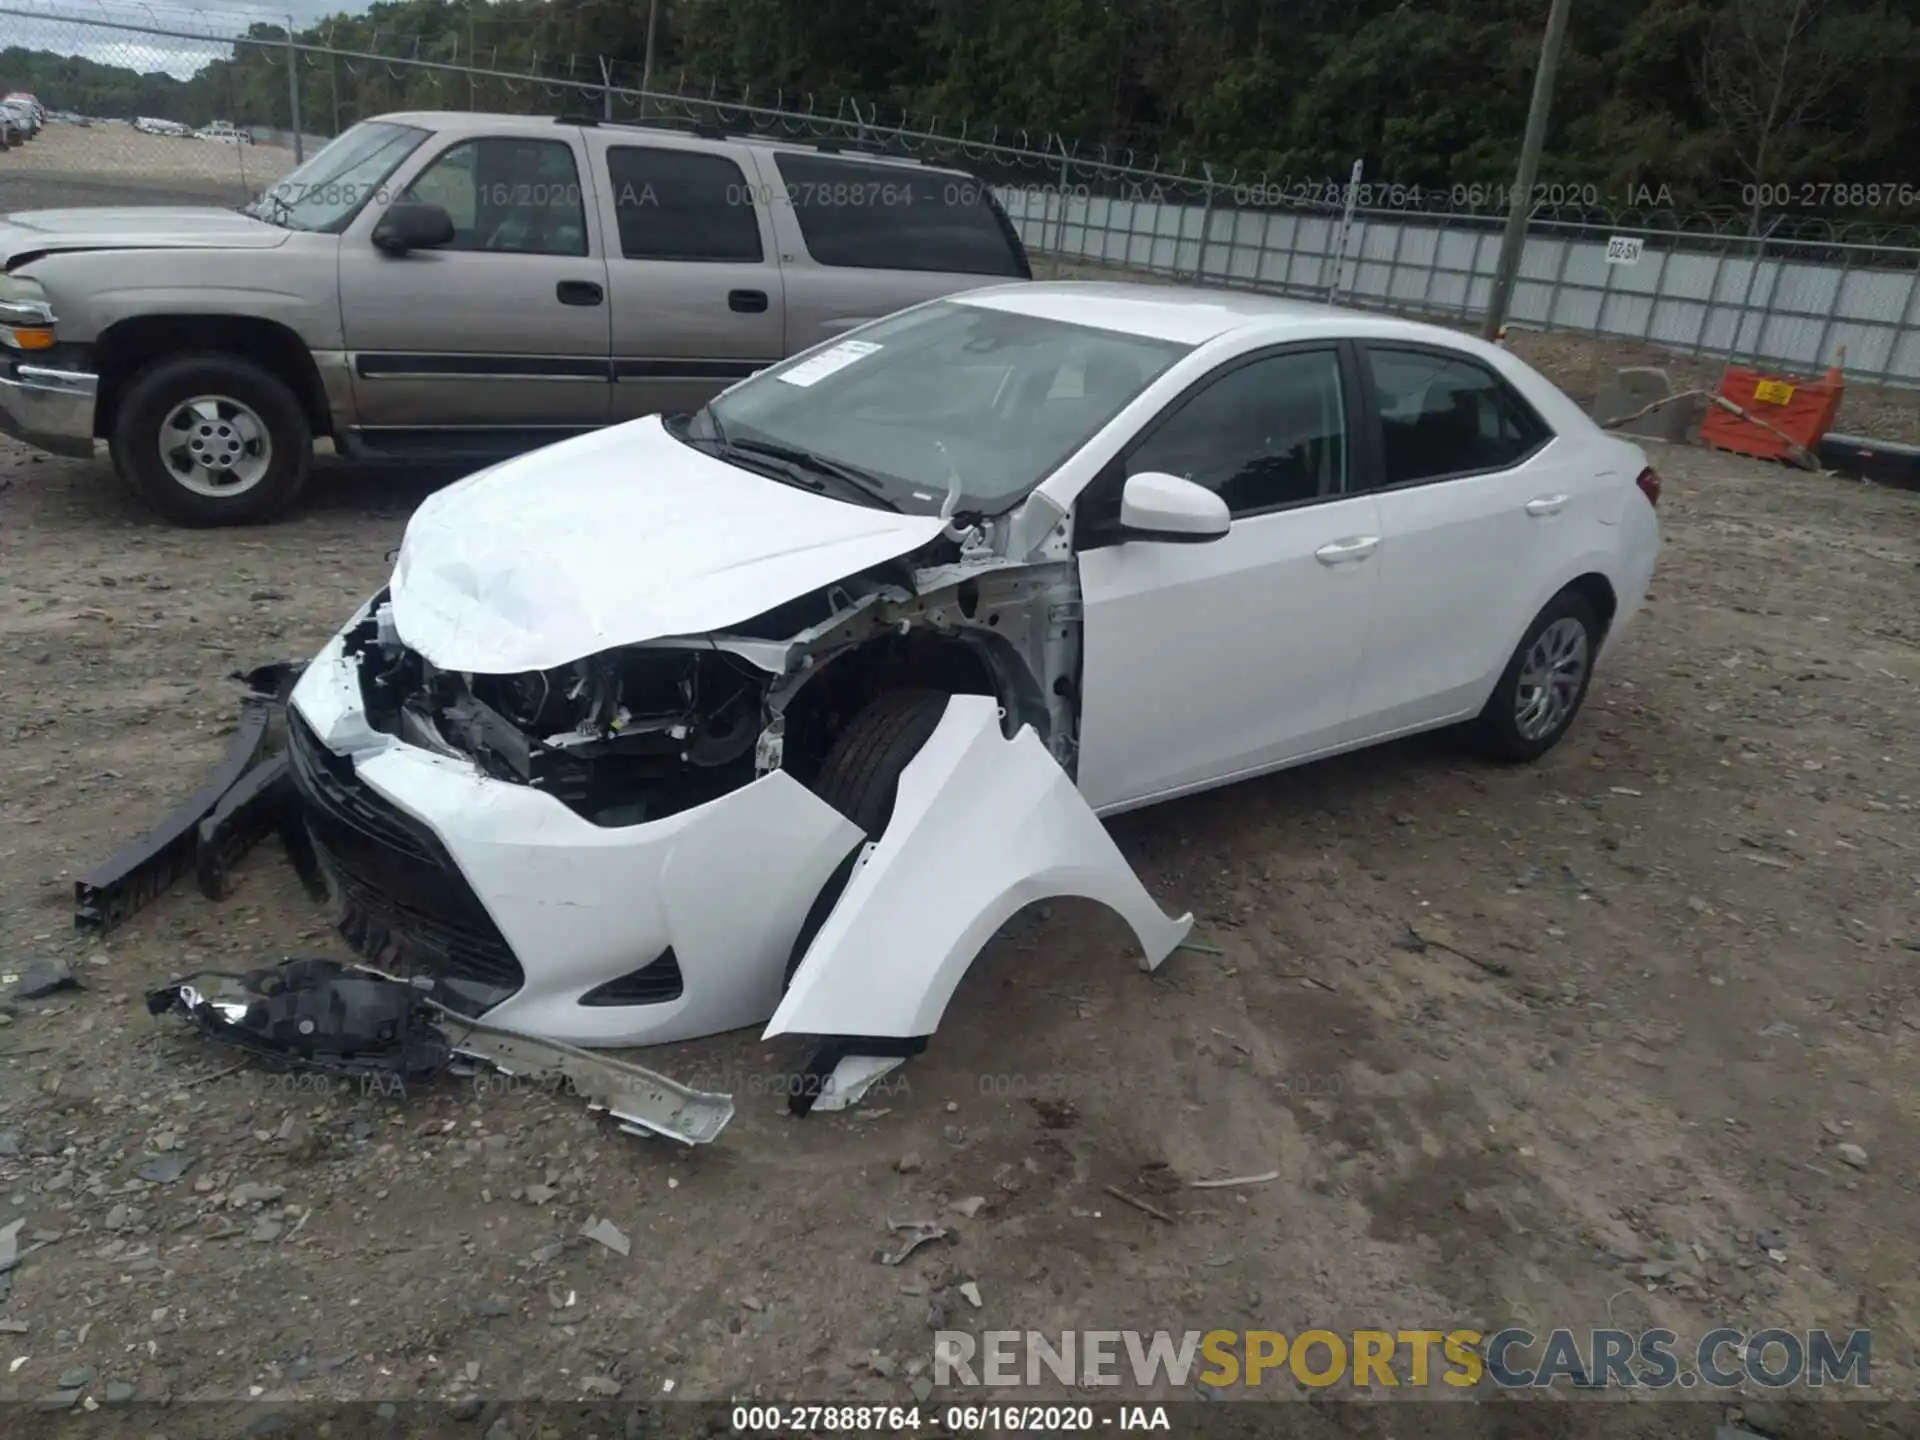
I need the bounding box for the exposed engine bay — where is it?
[341,525,1085,828]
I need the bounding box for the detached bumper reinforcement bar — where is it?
[445,1016,736,1146]
[73,662,306,934]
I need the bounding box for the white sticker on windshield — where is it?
[776,340,882,388]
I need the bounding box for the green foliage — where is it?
[5,0,1914,212]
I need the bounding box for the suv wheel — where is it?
[110,353,312,526]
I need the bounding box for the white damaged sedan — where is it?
[287,281,1660,1108]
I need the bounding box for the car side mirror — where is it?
[1118,471,1231,543]
[371,201,454,257]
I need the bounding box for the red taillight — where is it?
[1635,466,1662,507]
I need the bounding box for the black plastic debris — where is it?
[146,956,451,1083]
[73,661,306,935]
[9,957,81,1002]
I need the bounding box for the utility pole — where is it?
[639,0,659,117]
[1482,0,1574,341]
[469,0,478,110]
[284,19,303,163]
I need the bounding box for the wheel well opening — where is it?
[94,315,331,438]
[1567,572,1618,639]
[781,633,998,791]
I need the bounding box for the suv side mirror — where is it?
[372,201,454,257]
[1118,471,1231,543]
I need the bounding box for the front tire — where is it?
[781,688,951,986]
[1470,589,1600,763]
[110,353,311,526]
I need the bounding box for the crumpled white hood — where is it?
[388,416,946,674]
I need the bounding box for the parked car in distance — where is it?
[281,282,1661,1086]
[0,107,22,148]
[0,110,1033,525]
[195,119,250,145]
[0,99,40,140]
[132,116,191,136]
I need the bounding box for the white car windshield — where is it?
[245,120,429,233]
[687,301,1191,515]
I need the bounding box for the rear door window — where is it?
[771,152,1028,278]
[1361,346,1552,487]
[604,145,764,262]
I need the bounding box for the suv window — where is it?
[1126,349,1348,516]
[1365,346,1551,486]
[771,153,1028,277]
[401,138,587,256]
[604,146,764,262]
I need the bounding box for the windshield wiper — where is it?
[723,437,899,510]
[675,410,899,511]
[244,189,293,228]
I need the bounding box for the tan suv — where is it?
[0,111,1031,524]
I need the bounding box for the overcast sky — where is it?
[0,0,372,80]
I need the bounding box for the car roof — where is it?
[951,280,1486,349]
[370,110,956,175]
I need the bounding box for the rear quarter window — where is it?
[771,153,1029,278]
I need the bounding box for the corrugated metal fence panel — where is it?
[999,189,1920,385]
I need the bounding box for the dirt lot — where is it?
[0,136,1918,1431]
[0,386,1916,1436]
[0,122,294,211]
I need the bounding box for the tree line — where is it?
[6,0,1916,217]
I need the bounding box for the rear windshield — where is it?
[772,152,1029,278]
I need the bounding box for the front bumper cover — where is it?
[0,359,97,459]
[285,616,869,1049]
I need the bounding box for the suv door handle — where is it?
[1315,535,1380,565]
[1525,494,1569,516]
[556,280,603,307]
[729,289,769,314]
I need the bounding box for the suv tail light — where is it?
[1635,466,1662,507]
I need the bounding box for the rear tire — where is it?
[781,688,951,985]
[110,352,312,526]
[1470,589,1601,763]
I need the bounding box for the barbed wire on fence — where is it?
[2,0,1917,384]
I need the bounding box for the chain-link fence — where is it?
[2,1,1917,384]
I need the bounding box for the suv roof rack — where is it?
[550,113,936,164]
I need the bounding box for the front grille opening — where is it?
[579,947,684,1006]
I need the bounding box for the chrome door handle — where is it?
[1525,494,1569,516]
[1315,535,1380,564]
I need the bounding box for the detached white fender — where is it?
[765,695,1193,1041]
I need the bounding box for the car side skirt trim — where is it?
[350,354,770,383]
[352,353,609,381]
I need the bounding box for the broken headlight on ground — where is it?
[147,956,736,1144]
[344,595,769,826]
[146,956,452,1082]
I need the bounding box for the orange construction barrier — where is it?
[1700,355,1845,463]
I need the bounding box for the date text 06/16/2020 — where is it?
[728,1405,1173,1433]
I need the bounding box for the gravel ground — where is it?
[0,123,294,211]
[0,370,1916,1436]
